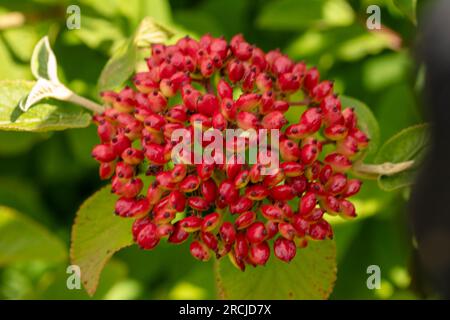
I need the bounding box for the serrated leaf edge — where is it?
[69,186,134,296]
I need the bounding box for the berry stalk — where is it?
[353,160,415,178]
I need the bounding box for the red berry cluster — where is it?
[91,34,368,270]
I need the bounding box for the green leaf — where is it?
[257,0,354,30]
[97,38,137,92]
[70,186,134,296]
[393,0,417,24]
[134,17,174,48]
[70,16,124,53]
[341,95,380,158]
[98,17,173,92]
[21,36,68,112]
[0,80,91,132]
[0,206,66,266]
[30,36,59,83]
[286,25,393,63]
[216,240,336,299]
[374,124,429,191]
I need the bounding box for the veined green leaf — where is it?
[98,17,174,92]
[216,240,336,299]
[374,124,429,191]
[70,186,134,296]
[0,80,91,132]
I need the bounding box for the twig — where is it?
[204,79,214,94]
[353,160,415,176]
[289,99,311,106]
[66,92,106,114]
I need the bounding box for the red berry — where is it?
[230,196,253,215]
[157,224,175,238]
[218,180,239,204]
[291,215,309,237]
[245,185,269,201]
[202,212,221,232]
[309,219,333,240]
[234,233,249,260]
[265,221,279,240]
[99,162,115,180]
[235,211,257,230]
[248,241,270,266]
[201,179,218,204]
[304,67,320,91]
[236,93,261,112]
[137,223,159,250]
[288,175,308,195]
[122,147,144,165]
[201,232,219,251]
[179,175,201,193]
[280,139,301,162]
[171,164,187,183]
[343,179,362,198]
[261,204,284,221]
[220,222,236,246]
[234,170,250,189]
[197,94,219,117]
[168,190,186,212]
[326,173,347,195]
[187,196,210,211]
[340,199,356,219]
[270,185,296,201]
[324,153,352,172]
[190,241,211,261]
[132,217,151,241]
[278,222,297,240]
[236,111,258,130]
[116,162,134,180]
[180,216,203,232]
[280,162,304,177]
[92,144,116,162]
[246,222,267,244]
[274,238,296,262]
[299,191,316,216]
[227,59,245,82]
[168,222,190,244]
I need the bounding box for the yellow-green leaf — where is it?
[70,186,134,296]
[0,80,91,132]
[216,240,337,299]
[98,17,173,92]
[374,124,429,191]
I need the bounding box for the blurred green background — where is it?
[0,0,430,299]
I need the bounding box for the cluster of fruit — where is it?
[91,34,368,270]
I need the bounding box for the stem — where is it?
[353,160,415,176]
[66,92,106,114]
[204,79,214,94]
[289,99,310,106]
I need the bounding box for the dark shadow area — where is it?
[411,0,450,299]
